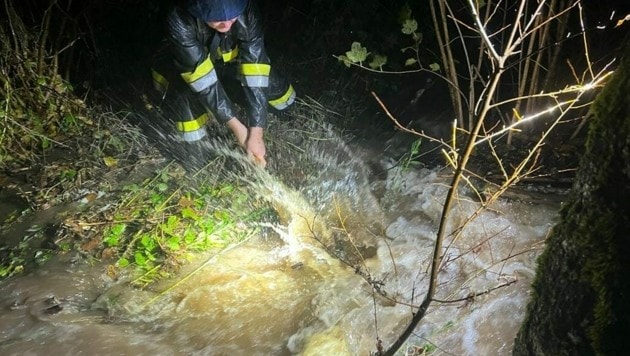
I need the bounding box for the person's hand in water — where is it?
[227,118,266,168]
[246,127,266,168]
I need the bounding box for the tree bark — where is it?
[513,44,630,355]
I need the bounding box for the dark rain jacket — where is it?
[165,0,270,128]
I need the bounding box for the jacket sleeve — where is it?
[166,6,236,124]
[235,1,270,128]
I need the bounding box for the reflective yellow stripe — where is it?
[181,56,217,92]
[269,84,296,109]
[240,64,271,87]
[151,69,169,94]
[181,56,214,83]
[240,63,271,76]
[176,113,209,132]
[221,47,238,62]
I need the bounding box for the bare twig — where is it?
[378,0,610,353]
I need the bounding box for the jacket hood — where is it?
[185,0,248,22]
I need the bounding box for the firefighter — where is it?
[151,0,295,168]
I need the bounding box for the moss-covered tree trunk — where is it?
[513,44,630,355]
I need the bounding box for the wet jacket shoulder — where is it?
[231,1,268,65]
[231,0,271,128]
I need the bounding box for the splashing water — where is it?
[0,114,563,355]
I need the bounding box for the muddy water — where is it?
[0,130,563,355]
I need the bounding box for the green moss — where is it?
[515,43,630,355]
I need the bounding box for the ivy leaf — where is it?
[429,62,441,71]
[401,19,418,35]
[405,58,418,67]
[369,54,388,70]
[345,42,369,63]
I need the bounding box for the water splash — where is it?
[198,116,388,268]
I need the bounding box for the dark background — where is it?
[7,0,629,136]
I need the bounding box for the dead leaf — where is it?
[80,238,101,252]
[103,156,117,167]
[178,196,195,207]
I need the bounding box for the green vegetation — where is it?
[514,44,630,355]
[336,15,440,73]
[0,3,96,167]
[97,165,273,287]
[0,240,28,278]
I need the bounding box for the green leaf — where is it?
[411,139,422,155]
[61,169,77,180]
[107,136,125,153]
[404,58,418,67]
[401,19,418,35]
[145,250,156,261]
[111,223,126,235]
[214,210,230,223]
[220,185,234,194]
[134,251,147,266]
[337,55,353,68]
[103,235,118,247]
[104,224,126,247]
[345,42,369,63]
[166,236,180,251]
[34,249,53,265]
[184,230,196,244]
[369,54,388,69]
[156,182,168,192]
[150,192,163,204]
[63,114,78,129]
[140,234,156,250]
[181,207,198,220]
[412,32,423,43]
[429,62,441,71]
[167,215,179,228]
[123,183,141,193]
[203,220,216,234]
[117,258,130,268]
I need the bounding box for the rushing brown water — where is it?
[0,124,564,355]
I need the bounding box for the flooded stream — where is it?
[0,121,564,355]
